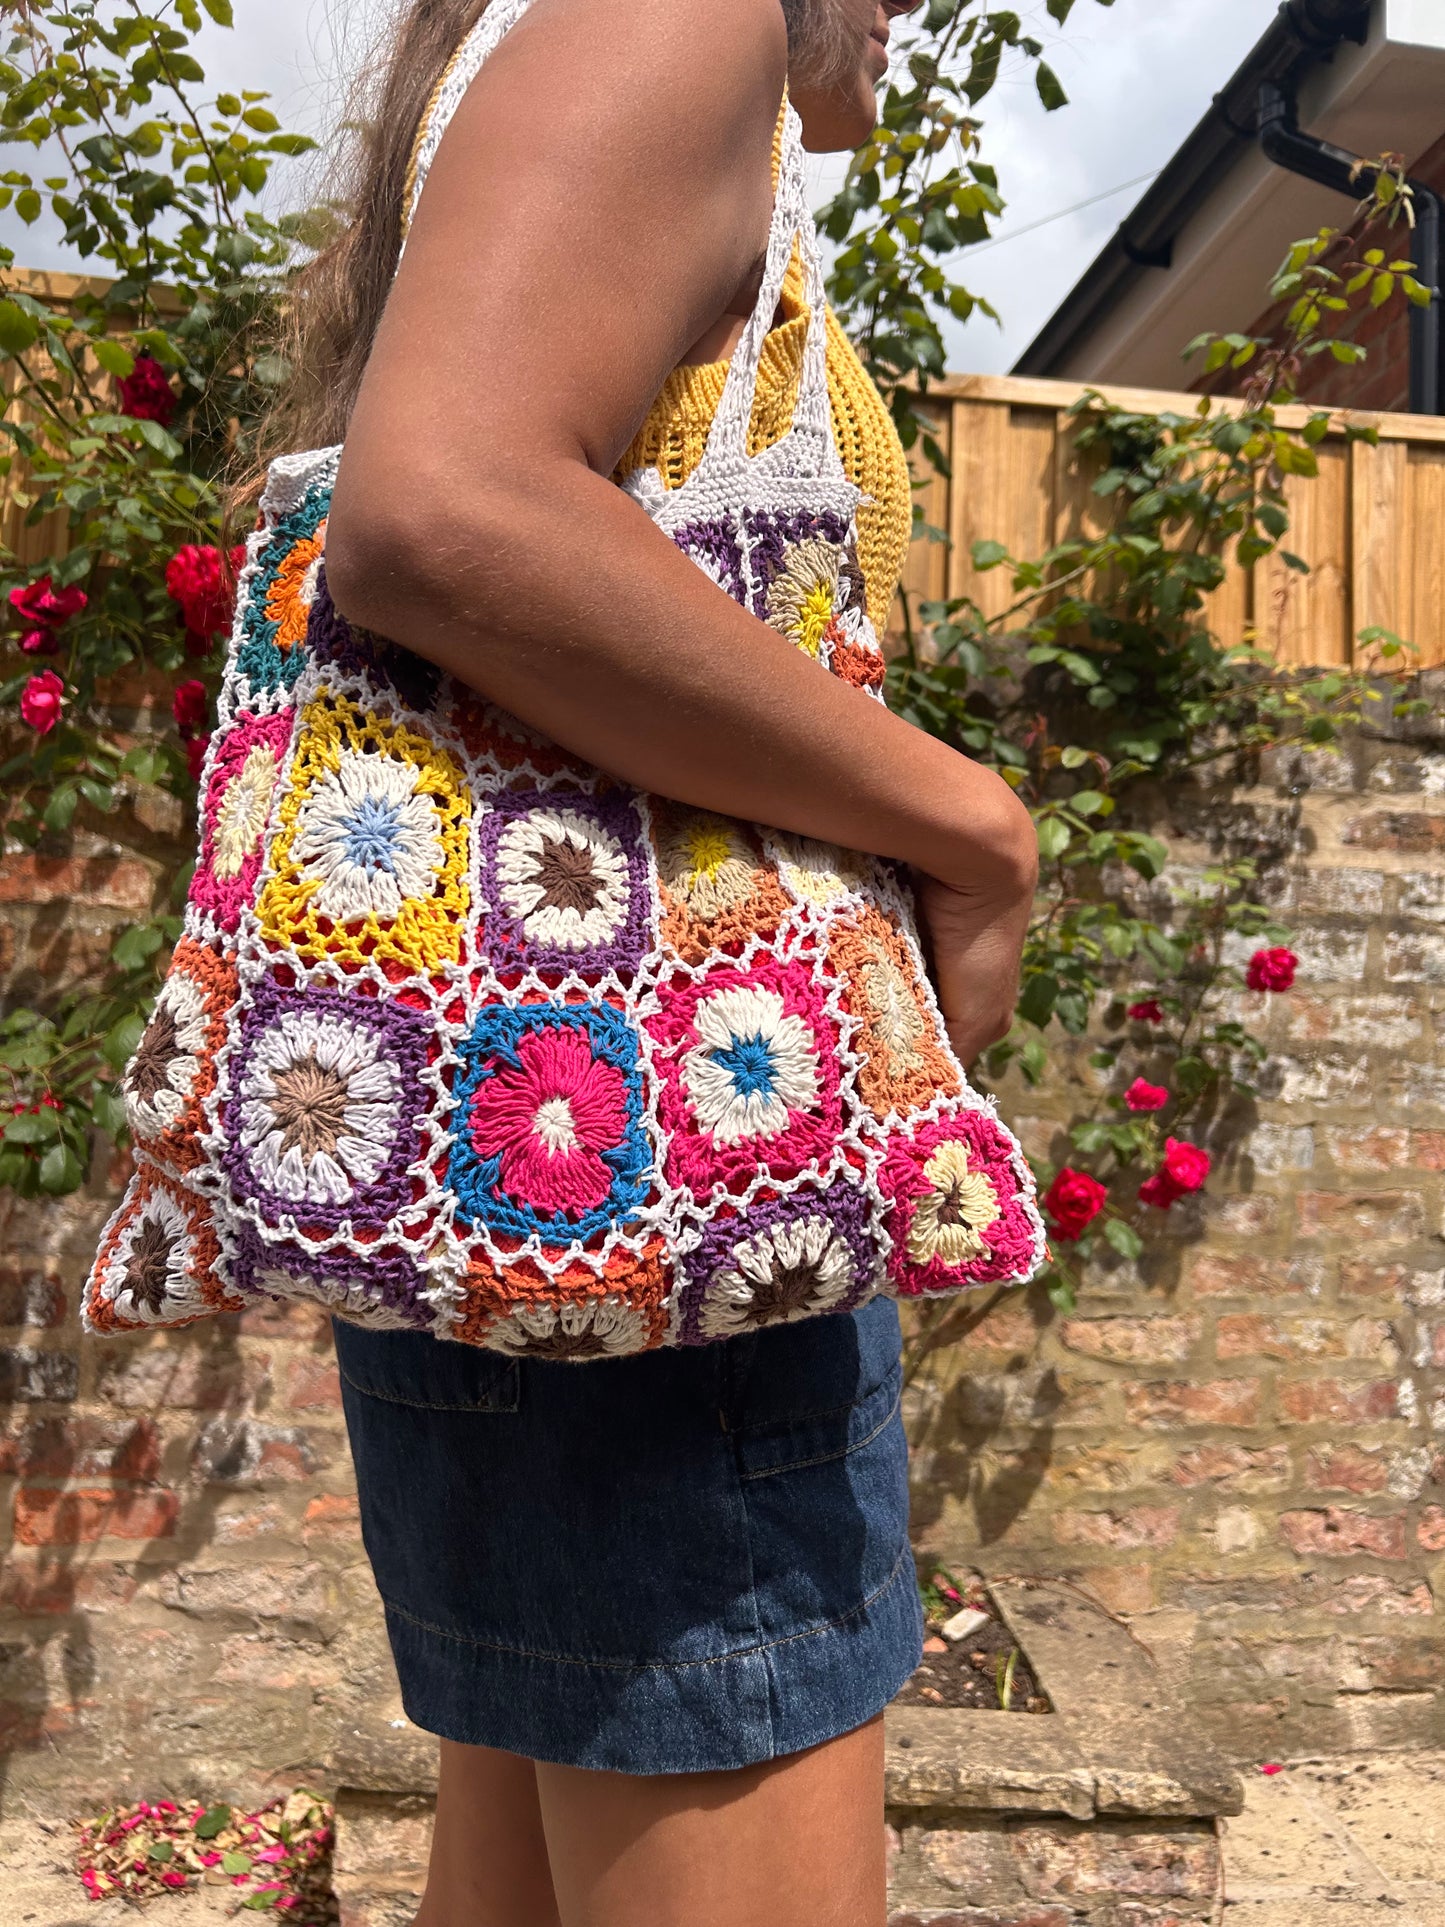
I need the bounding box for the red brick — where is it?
[1326,1128,1410,1172]
[1216,1315,1392,1364]
[0,1416,160,1481]
[1305,1446,1389,1495]
[1340,1261,1415,1299]
[1415,1131,1445,1172]
[13,1484,179,1546]
[1011,1820,1219,1899]
[1419,1506,1445,1553]
[1279,1507,1407,1560]
[1067,1564,1153,1615]
[302,1493,359,1544]
[224,1298,333,1340]
[1278,1379,1398,1424]
[1296,1191,1425,1242]
[1341,810,1445,852]
[95,1343,270,1411]
[284,1356,343,1410]
[1205,1195,1279,1239]
[1125,1380,1262,1428]
[0,1269,66,1329]
[0,853,155,910]
[1170,1444,1290,1491]
[0,1557,138,1615]
[1060,1317,1197,1364]
[1053,1506,1180,1550]
[1185,1253,1311,1298]
[888,1913,1070,1927]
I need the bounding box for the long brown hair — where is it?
[246,0,859,491]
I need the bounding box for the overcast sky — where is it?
[2,0,1282,373]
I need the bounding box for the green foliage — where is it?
[0,0,309,1167]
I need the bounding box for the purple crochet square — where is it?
[670,517,746,604]
[676,1176,880,1345]
[478,786,652,978]
[229,1225,433,1327]
[222,976,432,1235]
[743,507,852,620]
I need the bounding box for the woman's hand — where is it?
[915,851,1036,1070]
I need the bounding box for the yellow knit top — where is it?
[615,250,913,633]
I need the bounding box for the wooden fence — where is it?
[896,372,1445,668]
[3,273,1442,667]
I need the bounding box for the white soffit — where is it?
[1058,4,1445,388]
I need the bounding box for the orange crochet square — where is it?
[829,905,961,1122]
[649,800,792,965]
[456,1238,673,1358]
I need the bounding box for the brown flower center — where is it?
[742,1260,821,1327]
[532,835,604,917]
[267,1053,352,1160]
[128,1003,180,1108]
[122,1215,175,1314]
[521,1323,610,1360]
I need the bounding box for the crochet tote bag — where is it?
[83,0,1046,1359]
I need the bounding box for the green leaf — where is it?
[102,1014,146,1072]
[149,1840,175,1863]
[1036,816,1072,861]
[0,298,39,354]
[220,1851,253,1875]
[15,189,40,225]
[111,923,164,972]
[1017,973,1059,1030]
[971,538,1008,571]
[194,1804,232,1840]
[241,1892,280,1911]
[1046,1274,1077,1313]
[1102,1217,1143,1259]
[1035,61,1068,110]
[4,1110,59,1146]
[37,1143,82,1194]
[90,337,135,378]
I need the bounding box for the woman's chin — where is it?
[799,86,880,155]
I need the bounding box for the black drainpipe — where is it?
[1258,78,1444,414]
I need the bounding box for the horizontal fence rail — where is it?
[894,372,1445,669]
[1,274,1440,668]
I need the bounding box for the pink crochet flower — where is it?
[1124,1077,1169,1112]
[1246,946,1298,992]
[879,1108,1040,1294]
[19,669,64,734]
[469,1025,629,1215]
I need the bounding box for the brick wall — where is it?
[1193,129,1445,413]
[0,685,1441,1809]
[912,682,1445,1763]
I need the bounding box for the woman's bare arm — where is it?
[326,0,1036,1032]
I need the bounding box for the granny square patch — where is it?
[87,1165,238,1333]
[222,977,433,1235]
[189,709,295,932]
[255,683,472,971]
[878,1107,1045,1295]
[120,936,238,1171]
[236,480,329,696]
[650,801,792,964]
[646,951,845,1200]
[829,905,961,1123]
[450,1000,652,1246]
[676,1175,878,1342]
[479,786,652,977]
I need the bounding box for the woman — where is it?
[287,1,1038,1920]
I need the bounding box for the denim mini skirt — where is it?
[334,1294,922,1774]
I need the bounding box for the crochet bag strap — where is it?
[398,1,833,481]
[696,101,835,482]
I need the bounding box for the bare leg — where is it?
[535,1714,886,1927]
[414,1738,562,1927]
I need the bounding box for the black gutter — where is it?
[1013,0,1372,378]
[1258,79,1442,413]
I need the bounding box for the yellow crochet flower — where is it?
[906,1139,1001,1267]
[256,686,471,971]
[765,538,841,659]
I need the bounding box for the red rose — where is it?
[185,732,211,782]
[1138,1170,1183,1211]
[9,575,87,658]
[1126,999,1164,1023]
[171,678,209,733]
[1246,946,1298,993]
[1124,1078,1169,1113]
[1042,1167,1108,1243]
[165,544,242,646]
[118,351,177,426]
[19,669,65,735]
[1162,1137,1211,1192]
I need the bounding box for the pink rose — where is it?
[1246,946,1298,993]
[1138,1170,1184,1210]
[1042,1167,1108,1243]
[1124,1078,1169,1112]
[165,543,243,647]
[19,669,65,734]
[1126,999,1164,1023]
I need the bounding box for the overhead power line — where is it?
[969,169,1163,254]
